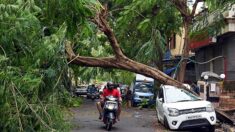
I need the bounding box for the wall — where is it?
[195,33,235,81]
[170,28,184,56]
[222,34,235,80]
[195,43,223,80]
[170,28,195,57]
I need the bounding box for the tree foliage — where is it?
[113,0,182,65]
[0,1,84,131]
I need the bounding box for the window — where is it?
[158,88,164,102]
[165,87,200,103]
[134,83,153,93]
[158,89,163,98]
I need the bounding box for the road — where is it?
[70,98,222,132]
[70,98,165,132]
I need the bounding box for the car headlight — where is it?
[168,108,180,116]
[206,104,214,112]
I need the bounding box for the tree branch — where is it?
[93,6,125,60]
[191,0,200,16]
[65,42,184,87]
[170,0,189,17]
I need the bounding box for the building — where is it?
[190,5,235,81]
[190,6,235,80]
[190,5,235,109]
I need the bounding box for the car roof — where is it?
[136,74,154,82]
[161,85,178,89]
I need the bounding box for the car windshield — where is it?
[134,84,153,93]
[165,87,200,103]
[87,86,97,92]
[120,85,127,89]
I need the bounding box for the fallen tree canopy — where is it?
[65,6,183,88]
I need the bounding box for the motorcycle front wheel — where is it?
[106,118,113,131]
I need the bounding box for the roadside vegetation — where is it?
[0,1,82,131]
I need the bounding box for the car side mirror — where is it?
[159,98,163,103]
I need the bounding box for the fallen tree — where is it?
[66,6,183,87]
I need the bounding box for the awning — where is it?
[201,71,220,80]
[201,71,221,81]
[164,67,177,75]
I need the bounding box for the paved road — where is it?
[71,98,165,132]
[70,98,222,132]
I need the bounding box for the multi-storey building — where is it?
[190,5,235,108]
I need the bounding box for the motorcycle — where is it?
[103,96,118,131]
[90,92,99,101]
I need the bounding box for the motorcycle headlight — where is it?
[108,104,114,110]
[108,104,115,110]
[206,104,214,112]
[168,108,180,116]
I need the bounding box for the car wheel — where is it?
[164,116,170,130]
[156,110,160,123]
[208,125,215,132]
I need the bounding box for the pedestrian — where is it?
[192,83,200,95]
[125,86,132,108]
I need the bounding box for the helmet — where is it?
[107,82,114,90]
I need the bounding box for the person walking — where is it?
[125,86,132,108]
[192,83,200,95]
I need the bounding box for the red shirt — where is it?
[102,88,120,98]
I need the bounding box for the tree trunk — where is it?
[74,75,78,87]
[178,19,190,82]
[172,0,199,83]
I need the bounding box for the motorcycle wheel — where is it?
[106,119,112,131]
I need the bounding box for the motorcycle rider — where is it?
[96,82,122,121]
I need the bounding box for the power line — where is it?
[172,55,224,79]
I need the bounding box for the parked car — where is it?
[87,85,99,100]
[74,85,87,96]
[132,82,154,107]
[156,85,216,131]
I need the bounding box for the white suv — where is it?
[156,85,216,131]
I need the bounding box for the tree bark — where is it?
[178,20,190,82]
[66,43,183,87]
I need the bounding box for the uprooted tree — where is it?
[66,0,235,85]
[66,6,183,87]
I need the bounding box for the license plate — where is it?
[187,115,202,120]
